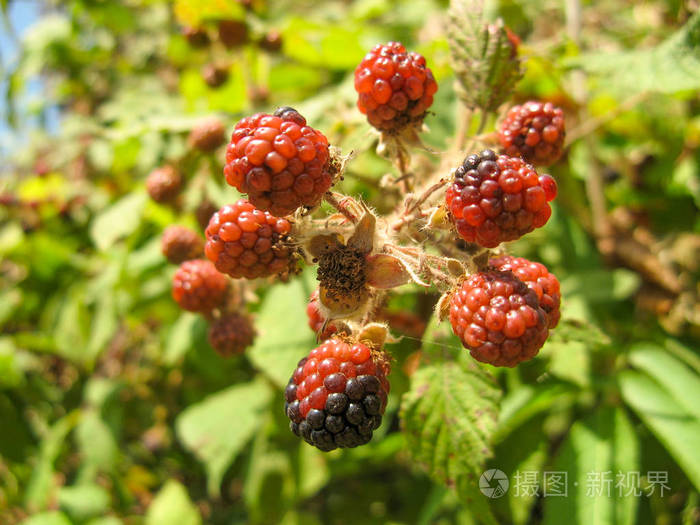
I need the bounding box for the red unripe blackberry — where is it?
[224,107,332,216]
[499,101,566,166]
[445,149,556,248]
[208,312,256,357]
[449,271,549,367]
[172,259,228,313]
[285,337,391,451]
[161,225,204,264]
[218,19,249,48]
[354,41,438,133]
[306,289,339,340]
[490,255,561,328]
[189,117,226,152]
[146,166,182,203]
[204,199,296,279]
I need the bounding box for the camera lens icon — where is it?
[479,469,509,498]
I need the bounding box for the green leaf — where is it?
[90,193,146,251]
[561,269,641,303]
[543,407,639,525]
[58,484,111,521]
[176,379,273,494]
[628,343,700,420]
[20,512,72,525]
[247,278,315,388]
[401,350,500,524]
[75,411,119,472]
[145,481,201,525]
[619,370,700,491]
[163,312,200,365]
[570,11,700,95]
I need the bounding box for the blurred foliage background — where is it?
[1,0,699,524]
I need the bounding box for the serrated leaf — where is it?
[619,370,700,491]
[569,12,700,95]
[176,379,272,495]
[543,407,639,525]
[447,0,521,111]
[90,193,146,251]
[401,351,500,524]
[145,480,201,525]
[247,278,315,388]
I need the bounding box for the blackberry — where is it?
[208,312,256,357]
[490,255,561,328]
[146,166,182,203]
[449,270,549,367]
[285,337,391,451]
[172,259,228,313]
[204,199,296,279]
[445,149,557,247]
[161,225,204,264]
[499,101,566,166]
[354,41,438,133]
[189,117,226,152]
[224,108,332,216]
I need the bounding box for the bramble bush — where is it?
[1,1,699,524]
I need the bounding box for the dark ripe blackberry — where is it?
[284,337,391,451]
[445,150,557,248]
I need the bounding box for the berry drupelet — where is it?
[285,337,391,451]
[172,259,228,313]
[499,101,566,166]
[208,312,256,357]
[354,42,438,133]
[449,270,550,367]
[161,225,204,264]
[490,255,561,328]
[224,107,332,216]
[204,199,296,279]
[445,149,557,248]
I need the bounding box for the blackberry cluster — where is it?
[182,26,210,48]
[499,101,565,166]
[490,255,561,328]
[146,166,182,203]
[189,117,226,152]
[224,107,332,216]
[172,259,228,313]
[354,42,438,133]
[285,338,390,451]
[161,225,204,264]
[449,270,549,367]
[445,149,557,248]
[306,289,340,339]
[208,313,256,357]
[202,64,229,88]
[204,199,295,279]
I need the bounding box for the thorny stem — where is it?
[323,192,359,223]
